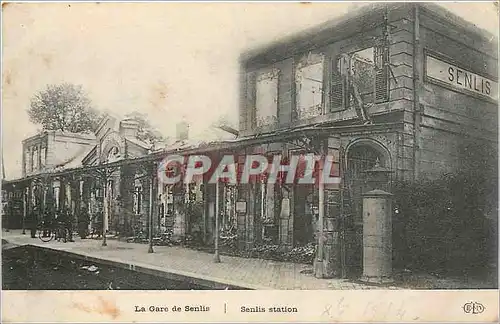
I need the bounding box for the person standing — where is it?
[42,207,53,237]
[78,206,90,239]
[59,207,74,242]
[28,205,38,238]
[65,207,75,242]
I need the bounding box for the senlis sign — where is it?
[426,55,498,102]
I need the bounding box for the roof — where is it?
[52,146,96,171]
[2,121,402,185]
[241,2,497,67]
[125,137,151,150]
[22,130,96,144]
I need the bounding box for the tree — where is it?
[28,83,101,133]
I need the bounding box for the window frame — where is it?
[255,68,280,128]
[294,52,326,120]
[330,55,349,113]
[329,39,390,112]
[32,146,39,171]
[40,146,47,168]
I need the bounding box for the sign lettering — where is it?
[426,55,497,101]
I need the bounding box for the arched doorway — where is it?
[344,139,390,277]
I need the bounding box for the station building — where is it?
[2,3,497,278]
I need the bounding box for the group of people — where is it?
[25,205,93,242]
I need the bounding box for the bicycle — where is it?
[37,221,68,243]
[87,226,103,239]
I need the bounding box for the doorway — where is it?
[293,184,316,247]
[345,141,388,277]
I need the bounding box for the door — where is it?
[293,184,315,246]
[345,143,385,277]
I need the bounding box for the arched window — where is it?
[107,146,121,163]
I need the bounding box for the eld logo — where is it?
[463,301,485,314]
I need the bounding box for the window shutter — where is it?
[374,45,389,102]
[330,58,347,112]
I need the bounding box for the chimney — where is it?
[176,120,189,141]
[120,119,140,138]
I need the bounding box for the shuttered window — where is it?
[330,57,347,112]
[374,45,389,102]
[330,42,389,111]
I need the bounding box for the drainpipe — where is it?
[413,5,422,180]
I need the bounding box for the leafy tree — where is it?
[28,83,100,133]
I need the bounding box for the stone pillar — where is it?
[362,189,393,283]
[120,166,135,236]
[65,180,72,210]
[103,179,110,233]
[236,184,247,250]
[59,178,66,211]
[172,184,186,240]
[245,183,255,250]
[278,190,292,252]
[314,139,343,278]
[70,179,79,229]
[151,171,159,236]
[315,189,342,278]
[203,183,215,244]
[141,177,150,232]
[22,187,27,234]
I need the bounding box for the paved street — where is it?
[2,230,494,290]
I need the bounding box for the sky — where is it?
[2,2,499,180]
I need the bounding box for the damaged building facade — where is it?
[2,3,497,279]
[233,2,497,276]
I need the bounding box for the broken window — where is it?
[40,146,47,168]
[330,43,389,112]
[24,149,30,174]
[295,53,324,119]
[255,69,279,127]
[351,47,376,105]
[32,146,39,171]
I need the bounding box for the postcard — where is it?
[1,1,498,323]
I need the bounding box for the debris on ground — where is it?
[80,265,99,272]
